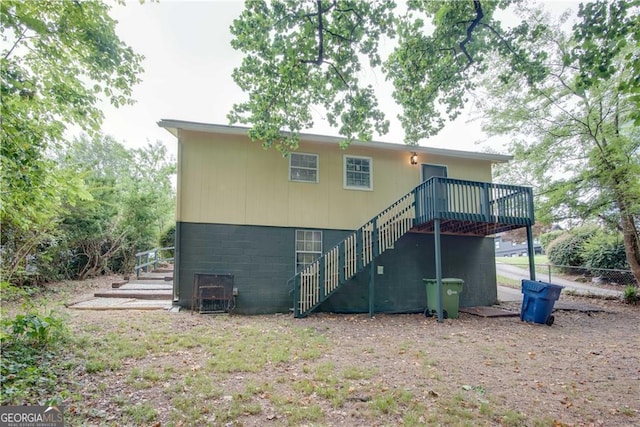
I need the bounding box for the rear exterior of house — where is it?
[160,120,529,315]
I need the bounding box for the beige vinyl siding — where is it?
[177,129,494,229]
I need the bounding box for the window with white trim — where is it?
[344,155,372,190]
[289,153,319,183]
[295,230,322,272]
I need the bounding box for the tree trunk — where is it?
[620,212,640,286]
[604,146,639,286]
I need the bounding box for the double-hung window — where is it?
[344,155,373,190]
[289,153,319,183]
[295,230,322,273]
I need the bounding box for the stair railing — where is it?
[292,191,416,317]
[134,246,175,278]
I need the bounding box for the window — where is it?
[295,230,322,272]
[344,155,372,190]
[289,153,319,183]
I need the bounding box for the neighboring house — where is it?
[159,120,534,317]
[495,235,543,257]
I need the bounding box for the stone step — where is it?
[69,298,172,310]
[94,289,172,300]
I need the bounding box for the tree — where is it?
[1,0,143,283]
[52,136,176,280]
[229,0,396,152]
[480,2,640,283]
[229,0,551,152]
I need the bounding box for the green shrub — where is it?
[539,230,564,252]
[159,224,176,249]
[583,232,629,270]
[546,226,598,271]
[158,224,176,260]
[623,285,638,305]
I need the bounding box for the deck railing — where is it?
[291,177,533,317]
[414,177,533,226]
[134,246,175,278]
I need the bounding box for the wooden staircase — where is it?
[289,177,534,318]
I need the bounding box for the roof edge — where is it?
[157,119,513,163]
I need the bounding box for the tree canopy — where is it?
[228,0,554,151]
[229,0,396,152]
[480,2,639,282]
[0,0,149,285]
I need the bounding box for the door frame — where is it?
[421,163,448,182]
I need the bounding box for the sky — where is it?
[100,0,579,157]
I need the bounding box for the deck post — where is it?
[434,218,444,322]
[481,183,490,221]
[526,225,536,280]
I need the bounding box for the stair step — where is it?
[94,290,172,300]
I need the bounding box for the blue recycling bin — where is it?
[520,280,563,326]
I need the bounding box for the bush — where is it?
[539,230,564,252]
[546,226,598,272]
[623,285,639,305]
[158,224,176,261]
[159,224,176,249]
[583,232,629,270]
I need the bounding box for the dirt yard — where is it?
[5,277,640,426]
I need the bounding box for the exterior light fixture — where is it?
[410,152,418,165]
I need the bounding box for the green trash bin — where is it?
[423,278,464,319]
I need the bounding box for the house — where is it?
[158,119,535,317]
[494,234,543,257]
